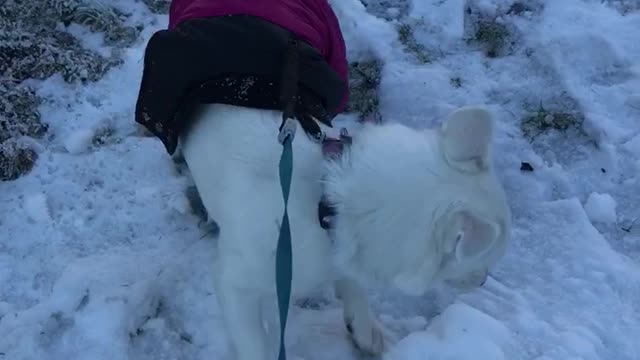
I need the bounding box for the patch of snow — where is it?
[623,134,640,156]
[384,303,514,360]
[329,0,404,62]
[386,7,401,19]
[627,93,640,110]
[584,192,618,224]
[64,128,96,154]
[410,0,466,40]
[65,23,113,58]
[23,192,52,223]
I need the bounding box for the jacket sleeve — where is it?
[168,0,187,30]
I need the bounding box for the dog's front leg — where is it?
[335,278,385,355]
[217,282,271,360]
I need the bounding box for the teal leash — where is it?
[276,34,301,360]
[276,117,296,360]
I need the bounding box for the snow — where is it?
[584,192,618,224]
[23,193,52,223]
[384,303,514,360]
[64,129,96,154]
[624,134,640,155]
[1,0,640,360]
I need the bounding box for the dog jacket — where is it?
[135,0,349,155]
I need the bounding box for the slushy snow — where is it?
[1,0,640,360]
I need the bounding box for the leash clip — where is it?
[311,129,326,144]
[339,127,352,145]
[278,117,297,144]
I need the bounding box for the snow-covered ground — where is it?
[1,0,640,359]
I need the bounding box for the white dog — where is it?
[179,104,512,360]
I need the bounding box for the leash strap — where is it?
[276,36,299,360]
[276,134,293,360]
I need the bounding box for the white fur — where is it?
[180,104,512,360]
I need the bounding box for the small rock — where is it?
[520,162,534,172]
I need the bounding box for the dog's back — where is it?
[181,104,335,295]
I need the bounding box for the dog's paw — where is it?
[345,315,385,356]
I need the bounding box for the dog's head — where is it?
[434,207,509,291]
[324,106,511,295]
[431,106,511,291]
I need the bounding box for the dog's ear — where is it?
[452,211,498,261]
[441,106,494,172]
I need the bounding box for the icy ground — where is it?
[1,0,640,359]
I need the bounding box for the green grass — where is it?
[0,140,38,181]
[346,59,383,120]
[521,103,585,139]
[397,22,430,64]
[473,20,510,58]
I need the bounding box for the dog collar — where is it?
[318,128,352,230]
